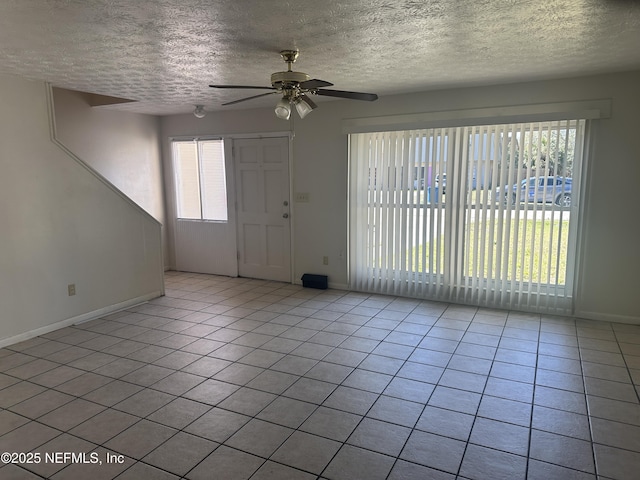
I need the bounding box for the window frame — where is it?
[171,137,228,223]
[348,119,587,315]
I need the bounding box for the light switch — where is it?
[295,192,310,203]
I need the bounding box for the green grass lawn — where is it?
[409,219,569,284]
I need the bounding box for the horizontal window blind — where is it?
[173,141,201,219]
[349,120,585,314]
[199,140,228,222]
[172,139,228,222]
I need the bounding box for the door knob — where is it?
[283,213,289,218]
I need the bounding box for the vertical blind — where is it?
[349,120,585,314]
[172,139,228,222]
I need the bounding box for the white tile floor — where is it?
[1,271,639,479]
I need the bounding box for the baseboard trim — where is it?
[293,280,349,291]
[0,291,162,348]
[575,309,640,325]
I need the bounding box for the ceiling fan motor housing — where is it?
[271,71,310,90]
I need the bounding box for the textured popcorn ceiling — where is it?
[1,0,639,115]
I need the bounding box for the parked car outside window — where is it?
[495,176,572,207]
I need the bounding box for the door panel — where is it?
[235,137,291,282]
[267,225,285,266]
[240,170,260,213]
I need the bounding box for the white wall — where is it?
[52,88,167,265]
[0,74,164,346]
[161,71,640,323]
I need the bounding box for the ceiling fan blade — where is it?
[314,89,378,101]
[210,85,276,90]
[299,79,333,89]
[222,91,278,106]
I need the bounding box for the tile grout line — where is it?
[453,308,506,480]
[611,326,640,405]
[524,313,543,480]
[578,322,604,479]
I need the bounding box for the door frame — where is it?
[228,132,294,283]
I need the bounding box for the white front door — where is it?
[234,137,291,282]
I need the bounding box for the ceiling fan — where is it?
[210,50,378,120]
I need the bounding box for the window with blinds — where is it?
[349,120,585,314]
[172,139,228,222]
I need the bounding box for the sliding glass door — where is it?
[349,120,585,314]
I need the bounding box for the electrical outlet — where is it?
[68,284,76,296]
[323,256,329,265]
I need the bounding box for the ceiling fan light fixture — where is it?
[274,98,291,120]
[294,94,317,119]
[193,105,206,118]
